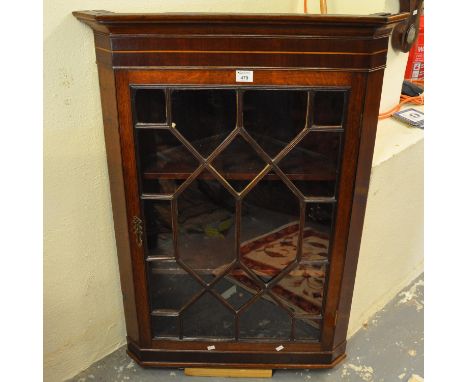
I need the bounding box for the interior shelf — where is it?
[142,134,337,181]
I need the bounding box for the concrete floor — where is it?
[69,274,423,382]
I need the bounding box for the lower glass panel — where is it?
[212,273,256,311]
[152,315,178,338]
[148,261,203,312]
[271,263,327,316]
[295,317,322,341]
[240,179,300,283]
[239,297,291,340]
[182,292,235,339]
[304,203,334,261]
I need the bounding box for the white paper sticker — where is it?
[275,345,284,352]
[413,9,418,15]
[236,70,253,83]
[207,345,216,350]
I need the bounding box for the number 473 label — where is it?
[236,70,253,83]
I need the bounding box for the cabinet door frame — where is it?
[113,67,373,365]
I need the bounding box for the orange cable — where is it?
[378,93,424,120]
[304,0,327,14]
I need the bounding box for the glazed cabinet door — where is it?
[115,69,362,357]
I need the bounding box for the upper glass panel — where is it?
[243,90,308,158]
[312,91,346,126]
[136,129,200,194]
[134,88,166,123]
[211,134,267,192]
[171,89,237,158]
[278,131,340,197]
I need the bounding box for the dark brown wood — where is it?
[74,10,407,370]
[74,11,407,72]
[96,64,140,344]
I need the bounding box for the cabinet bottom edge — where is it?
[126,341,347,369]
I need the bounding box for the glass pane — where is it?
[148,261,203,311]
[312,91,346,126]
[304,202,334,261]
[211,135,267,192]
[136,129,199,194]
[278,131,340,197]
[241,180,300,283]
[295,318,321,341]
[243,90,308,158]
[182,292,235,338]
[213,272,255,311]
[143,200,173,258]
[271,263,327,316]
[134,88,166,123]
[171,89,237,158]
[239,297,291,339]
[178,175,236,284]
[152,315,178,338]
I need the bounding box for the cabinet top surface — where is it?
[73,10,408,31]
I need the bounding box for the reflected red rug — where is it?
[214,222,329,316]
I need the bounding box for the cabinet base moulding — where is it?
[126,340,347,370]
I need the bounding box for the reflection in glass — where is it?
[212,273,255,311]
[134,87,344,342]
[295,318,321,341]
[278,132,340,197]
[134,88,166,123]
[178,176,236,283]
[148,261,203,311]
[182,292,235,338]
[304,202,333,261]
[212,135,267,192]
[313,91,346,126]
[172,89,236,158]
[152,315,178,338]
[240,180,300,283]
[239,298,291,339]
[271,263,327,316]
[137,129,199,194]
[143,200,173,258]
[244,90,308,158]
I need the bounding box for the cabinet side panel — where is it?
[96,63,139,342]
[319,72,366,350]
[332,69,386,347]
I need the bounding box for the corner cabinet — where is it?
[73,11,408,369]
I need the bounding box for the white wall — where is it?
[44,1,418,381]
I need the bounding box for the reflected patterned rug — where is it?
[214,222,329,316]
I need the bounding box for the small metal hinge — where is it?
[131,216,143,247]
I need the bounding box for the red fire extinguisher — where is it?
[404,14,424,81]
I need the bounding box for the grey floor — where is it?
[70,274,423,382]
